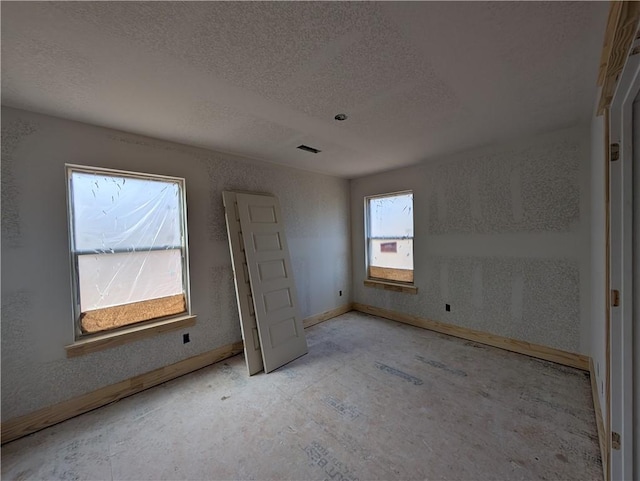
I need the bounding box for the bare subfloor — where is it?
[2,312,602,480]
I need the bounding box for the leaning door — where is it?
[222,191,264,375]
[236,193,308,373]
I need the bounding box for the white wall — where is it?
[351,126,592,354]
[1,107,351,421]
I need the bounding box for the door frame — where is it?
[608,33,640,481]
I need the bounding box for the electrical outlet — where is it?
[183,333,190,344]
[445,304,451,312]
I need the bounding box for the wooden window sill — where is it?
[65,315,196,358]
[364,279,418,294]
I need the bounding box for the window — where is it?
[365,191,414,284]
[67,165,190,337]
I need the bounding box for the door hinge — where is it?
[611,289,620,307]
[612,431,621,450]
[610,143,620,161]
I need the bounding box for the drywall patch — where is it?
[1,290,34,359]
[360,255,581,353]
[0,119,38,157]
[1,290,39,420]
[427,138,581,234]
[521,143,580,231]
[203,159,266,243]
[1,119,38,247]
[520,259,580,352]
[475,258,515,337]
[445,256,580,352]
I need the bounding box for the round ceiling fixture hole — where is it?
[334,113,348,121]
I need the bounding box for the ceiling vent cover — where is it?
[297,144,321,154]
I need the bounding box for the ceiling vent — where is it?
[297,144,321,154]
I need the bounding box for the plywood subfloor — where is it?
[1,311,602,480]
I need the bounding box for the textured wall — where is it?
[1,107,351,421]
[351,126,591,354]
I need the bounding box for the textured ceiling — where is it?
[1,2,607,178]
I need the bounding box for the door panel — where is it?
[237,193,308,373]
[252,232,283,251]
[258,259,287,281]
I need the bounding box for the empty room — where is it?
[2,1,639,480]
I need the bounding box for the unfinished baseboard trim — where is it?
[303,303,353,329]
[352,303,589,371]
[4,303,352,444]
[589,358,607,481]
[2,341,244,445]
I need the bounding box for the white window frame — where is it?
[364,190,415,286]
[66,164,191,340]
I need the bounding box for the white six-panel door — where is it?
[236,193,308,373]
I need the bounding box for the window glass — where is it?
[68,167,189,335]
[366,192,414,283]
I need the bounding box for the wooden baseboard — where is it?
[303,303,353,329]
[590,358,608,481]
[352,303,590,371]
[1,341,244,445]
[3,303,589,445]
[2,304,354,445]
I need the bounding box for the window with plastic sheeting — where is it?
[66,165,190,337]
[365,191,414,283]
